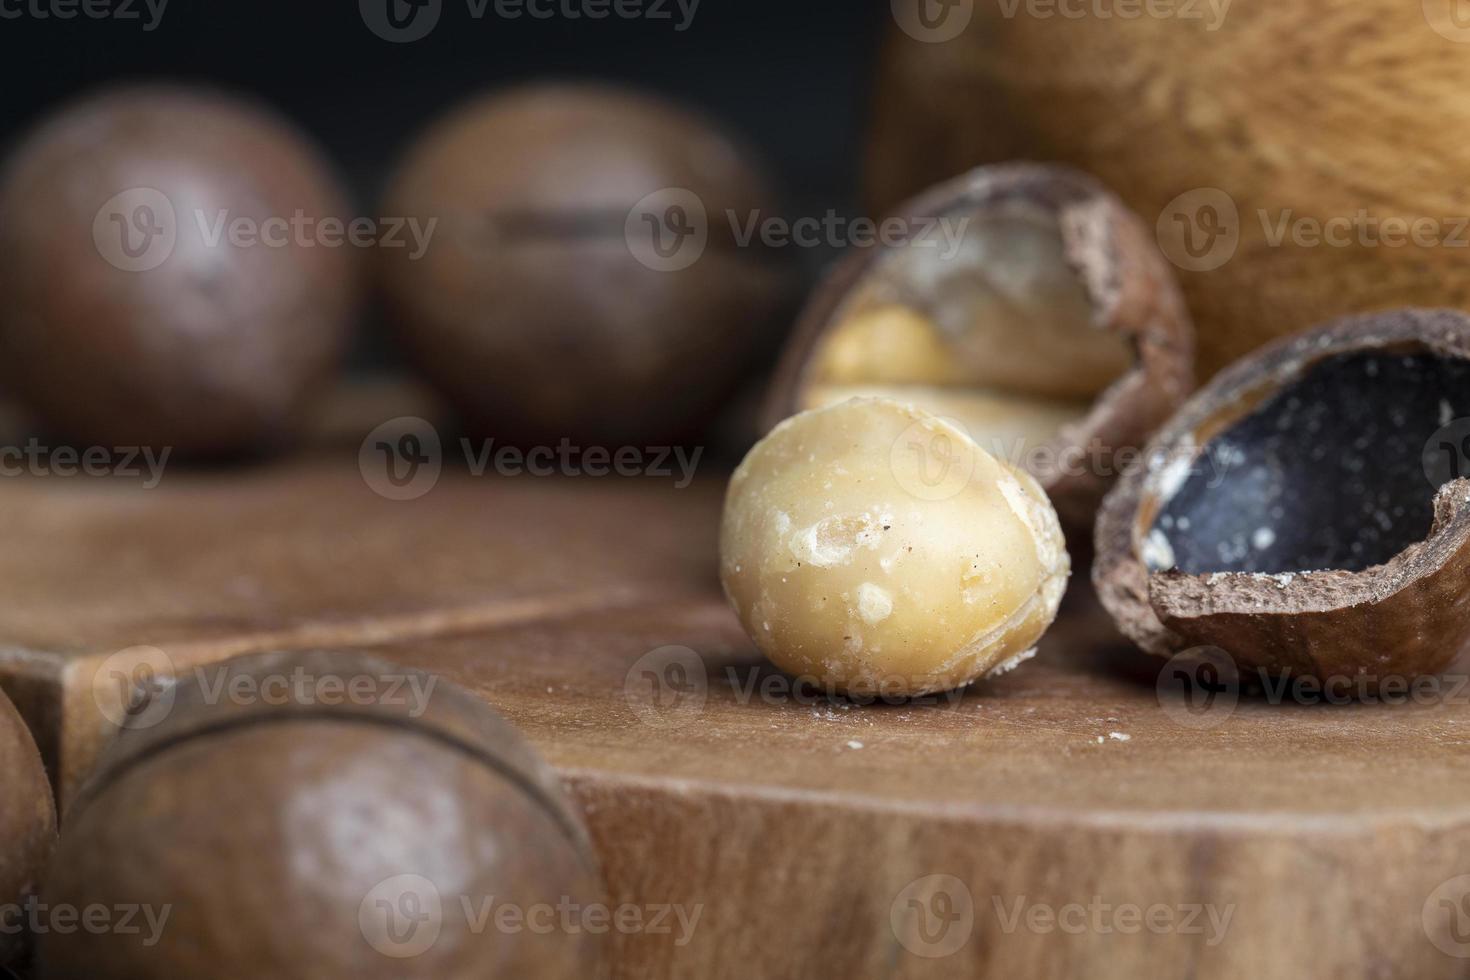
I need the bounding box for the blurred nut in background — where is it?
[0,686,56,968]
[0,86,358,456]
[866,3,1470,376]
[720,397,1070,697]
[767,164,1193,531]
[380,82,792,447]
[38,651,604,980]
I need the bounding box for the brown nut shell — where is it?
[0,86,357,456]
[380,82,792,446]
[765,163,1194,530]
[0,686,56,967]
[1095,308,1470,681]
[38,650,604,980]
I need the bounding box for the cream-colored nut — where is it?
[719,396,1070,697]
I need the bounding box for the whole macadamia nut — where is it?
[0,86,357,455]
[720,397,1070,696]
[37,651,603,980]
[380,83,791,445]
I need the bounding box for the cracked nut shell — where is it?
[1095,308,1470,681]
[37,650,604,980]
[721,396,1070,697]
[0,686,56,967]
[765,164,1193,532]
[0,86,357,455]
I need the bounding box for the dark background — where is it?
[0,0,886,367]
[0,1,884,230]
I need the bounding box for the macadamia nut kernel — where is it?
[765,165,1195,531]
[720,397,1070,696]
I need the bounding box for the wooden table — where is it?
[4,436,1470,978]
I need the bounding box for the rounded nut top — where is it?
[720,397,1070,697]
[379,82,792,446]
[0,85,357,455]
[41,651,604,980]
[0,687,56,967]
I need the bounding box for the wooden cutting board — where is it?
[4,430,1470,979]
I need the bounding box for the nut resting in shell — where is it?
[37,650,605,980]
[721,397,1070,697]
[1095,309,1470,682]
[0,686,57,968]
[765,163,1193,531]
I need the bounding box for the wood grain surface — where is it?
[4,441,1470,977]
[867,1,1470,379]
